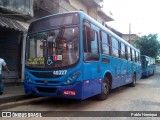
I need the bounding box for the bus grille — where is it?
[35,80,60,84]
[31,72,62,78]
[36,87,57,93]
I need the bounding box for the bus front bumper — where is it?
[24,81,83,100]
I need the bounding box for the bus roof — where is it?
[30,11,81,24]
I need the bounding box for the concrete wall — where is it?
[58,0,76,12]
[69,0,87,12]
[97,13,105,25]
[69,0,106,26]
[0,0,33,17]
[33,0,109,27]
[88,7,97,20]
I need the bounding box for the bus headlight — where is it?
[66,80,71,84]
[71,75,75,80]
[65,71,80,85]
[28,79,32,83]
[25,75,32,83]
[26,78,32,83]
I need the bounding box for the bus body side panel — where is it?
[81,19,102,99]
[126,61,133,83]
[108,58,132,89]
[109,58,121,88]
[100,56,113,88]
[136,63,142,80]
[141,68,148,77]
[82,62,102,99]
[141,55,156,78]
[142,65,156,77]
[118,59,132,87]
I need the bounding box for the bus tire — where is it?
[146,71,149,78]
[130,73,136,87]
[152,70,155,75]
[96,77,110,101]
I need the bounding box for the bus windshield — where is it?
[26,27,79,68]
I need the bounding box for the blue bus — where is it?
[140,55,156,77]
[24,11,141,100]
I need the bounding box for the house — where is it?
[122,34,138,46]
[108,26,138,46]
[33,0,113,23]
[0,0,33,81]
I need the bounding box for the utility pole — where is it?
[129,23,131,43]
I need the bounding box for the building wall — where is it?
[97,14,105,25]
[69,0,97,20]
[88,7,97,20]
[58,0,76,12]
[33,0,110,27]
[69,0,87,12]
[122,34,138,45]
[69,0,106,26]
[0,0,33,18]
[0,27,21,72]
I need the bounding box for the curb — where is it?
[0,95,27,105]
[0,97,49,110]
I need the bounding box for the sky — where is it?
[102,0,160,37]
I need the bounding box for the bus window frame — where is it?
[100,30,111,56]
[120,42,126,60]
[111,36,119,58]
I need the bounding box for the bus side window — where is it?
[132,49,135,62]
[108,35,112,55]
[100,31,110,55]
[125,45,128,60]
[83,25,99,61]
[127,47,131,61]
[138,53,140,63]
[111,37,119,58]
[130,48,134,61]
[121,43,126,59]
[136,52,139,63]
[118,41,121,58]
[83,25,91,52]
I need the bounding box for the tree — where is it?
[135,34,160,58]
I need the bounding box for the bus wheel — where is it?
[152,70,155,75]
[96,77,110,100]
[130,74,136,87]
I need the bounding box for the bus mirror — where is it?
[83,19,91,27]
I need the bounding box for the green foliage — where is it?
[135,34,160,58]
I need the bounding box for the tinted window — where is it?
[121,43,126,59]
[101,31,110,55]
[83,25,99,61]
[26,27,80,68]
[111,37,119,57]
[127,47,131,61]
